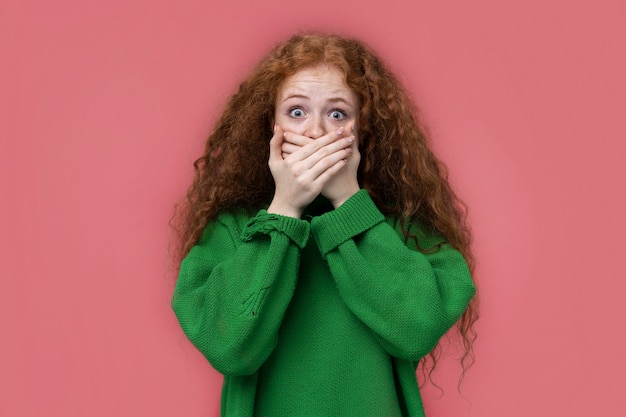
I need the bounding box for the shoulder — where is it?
[188,209,256,258]
[215,209,256,238]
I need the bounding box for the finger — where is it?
[292,127,347,161]
[310,157,349,188]
[344,121,359,156]
[348,121,358,142]
[299,135,354,170]
[319,157,349,178]
[282,131,314,147]
[300,145,353,182]
[269,125,285,163]
[281,142,301,155]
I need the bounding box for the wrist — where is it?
[329,186,360,209]
[267,200,303,219]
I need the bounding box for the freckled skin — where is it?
[267,66,361,218]
[274,66,358,138]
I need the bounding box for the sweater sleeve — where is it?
[171,210,309,376]
[310,190,476,360]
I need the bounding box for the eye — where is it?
[329,109,347,120]
[288,107,305,118]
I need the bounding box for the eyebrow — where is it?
[281,94,353,106]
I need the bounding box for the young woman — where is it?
[171,33,478,417]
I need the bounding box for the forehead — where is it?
[277,65,353,99]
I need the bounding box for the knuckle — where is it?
[295,177,308,188]
[291,163,303,176]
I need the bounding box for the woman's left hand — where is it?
[281,122,360,208]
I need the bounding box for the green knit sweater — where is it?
[172,190,475,417]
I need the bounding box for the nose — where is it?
[304,116,326,139]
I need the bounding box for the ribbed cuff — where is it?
[311,190,384,257]
[241,210,310,249]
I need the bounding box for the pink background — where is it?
[2,0,625,416]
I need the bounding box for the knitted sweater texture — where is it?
[172,190,476,416]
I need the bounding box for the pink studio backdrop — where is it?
[2,1,625,416]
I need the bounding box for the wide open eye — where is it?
[288,107,305,118]
[329,109,346,120]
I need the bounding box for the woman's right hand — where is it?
[267,125,354,218]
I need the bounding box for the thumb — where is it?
[269,124,285,162]
[348,120,358,144]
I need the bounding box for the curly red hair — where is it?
[171,33,478,385]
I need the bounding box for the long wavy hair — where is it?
[171,33,478,385]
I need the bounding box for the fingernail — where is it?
[283,132,287,138]
[337,127,345,135]
[274,124,277,132]
[347,137,353,143]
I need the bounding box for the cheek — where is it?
[274,114,305,135]
[273,112,288,126]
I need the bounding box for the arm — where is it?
[171,210,309,376]
[310,190,476,360]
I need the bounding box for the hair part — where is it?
[171,32,479,387]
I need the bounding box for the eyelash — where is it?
[287,107,348,120]
[288,107,305,118]
[329,109,347,119]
